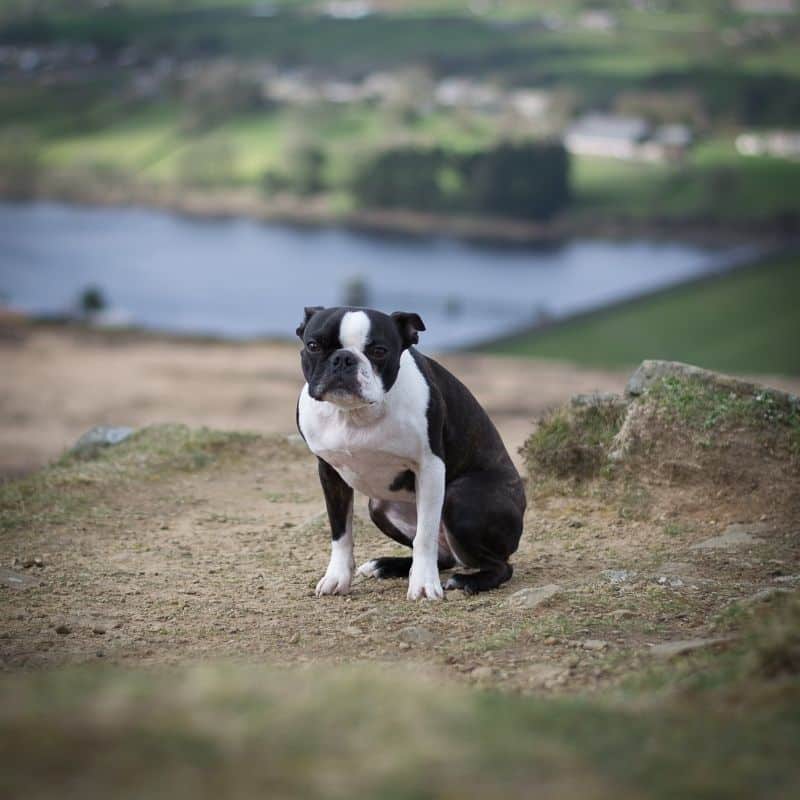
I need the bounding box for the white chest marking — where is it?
[298,350,431,500]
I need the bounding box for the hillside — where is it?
[1,359,799,798]
[484,252,800,376]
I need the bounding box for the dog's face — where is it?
[297,307,425,408]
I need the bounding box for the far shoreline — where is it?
[2,182,796,249]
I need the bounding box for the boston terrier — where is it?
[295,306,526,600]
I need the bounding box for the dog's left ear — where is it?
[391,311,426,349]
[296,306,324,339]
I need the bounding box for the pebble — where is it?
[399,626,435,645]
[92,625,106,636]
[343,626,362,637]
[471,666,494,681]
[55,624,71,635]
[607,609,635,620]
[288,632,300,644]
[507,584,561,610]
[582,639,609,651]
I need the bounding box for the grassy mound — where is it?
[523,369,800,485]
[0,424,265,535]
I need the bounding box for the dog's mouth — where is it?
[310,377,370,407]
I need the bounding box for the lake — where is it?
[0,202,754,350]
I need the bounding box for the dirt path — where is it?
[2,422,798,694]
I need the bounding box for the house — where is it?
[564,114,651,160]
[565,114,692,162]
[736,131,800,159]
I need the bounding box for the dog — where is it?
[295,306,525,600]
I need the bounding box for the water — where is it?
[0,202,753,350]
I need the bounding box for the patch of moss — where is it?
[647,376,800,448]
[522,401,626,481]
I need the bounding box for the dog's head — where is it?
[296,306,425,408]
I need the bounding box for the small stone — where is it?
[288,632,300,644]
[602,569,635,584]
[96,651,105,658]
[343,626,362,637]
[55,624,71,635]
[33,556,44,568]
[544,636,558,646]
[691,523,768,550]
[399,626,434,645]
[92,625,106,636]
[649,637,730,659]
[567,519,583,528]
[471,666,494,681]
[398,642,411,651]
[507,584,561,610]
[583,639,609,651]
[745,587,791,604]
[607,609,635,620]
[72,425,134,453]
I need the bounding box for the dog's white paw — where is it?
[356,559,381,578]
[315,565,353,596]
[407,560,443,601]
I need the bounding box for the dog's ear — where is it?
[391,311,426,349]
[296,306,324,339]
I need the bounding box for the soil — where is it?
[2,324,800,695]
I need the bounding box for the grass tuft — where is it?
[522,400,626,481]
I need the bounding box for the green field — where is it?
[483,254,800,376]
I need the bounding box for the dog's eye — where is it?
[306,341,321,353]
[368,345,388,359]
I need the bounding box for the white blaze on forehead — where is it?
[339,310,371,351]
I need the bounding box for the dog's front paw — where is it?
[407,560,443,601]
[315,565,353,597]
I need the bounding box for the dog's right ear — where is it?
[296,306,324,339]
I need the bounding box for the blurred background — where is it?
[1,0,799,473]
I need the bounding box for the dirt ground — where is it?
[2,325,799,693]
[0,324,642,476]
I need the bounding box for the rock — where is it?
[92,625,106,636]
[288,632,300,644]
[399,626,434,645]
[744,587,792,604]
[649,637,730,659]
[342,625,362,637]
[601,569,635,584]
[567,519,583,529]
[398,642,411,651]
[0,568,40,590]
[570,392,626,409]
[544,636,559,646]
[582,639,609,651]
[33,556,44,568]
[54,624,71,635]
[625,360,800,406]
[691,523,769,550]
[507,584,561,610]
[72,425,134,453]
[471,666,494,681]
[526,664,565,685]
[657,576,684,588]
[607,609,635,620]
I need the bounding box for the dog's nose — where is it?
[331,350,357,370]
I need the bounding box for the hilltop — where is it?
[1,358,799,797]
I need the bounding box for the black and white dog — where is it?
[296,306,525,600]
